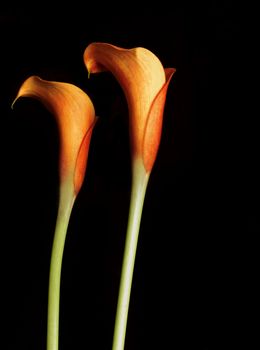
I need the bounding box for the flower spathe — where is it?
[13,76,97,195]
[84,43,176,350]
[13,76,97,350]
[84,43,175,173]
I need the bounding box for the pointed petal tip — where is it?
[11,76,44,109]
[165,67,176,80]
[11,97,18,110]
[83,45,108,74]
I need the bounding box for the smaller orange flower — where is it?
[13,76,98,350]
[84,43,175,173]
[13,76,97,195]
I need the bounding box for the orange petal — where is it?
[84,43,166,162]
[74,118,97,194]
[143,68,176,172]
[13,76,96,195]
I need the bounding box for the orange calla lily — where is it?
[84,43,176,350]
[13,75,97,195]
[12,75,97,350]
[84,42,175,173]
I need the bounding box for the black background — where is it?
[0,3,257,350]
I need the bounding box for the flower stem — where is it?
[47,181,75,350]
[112,158,150,350]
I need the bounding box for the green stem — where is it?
[47,181,75,350]
[112,158,150,350]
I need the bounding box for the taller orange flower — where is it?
[84,42,175,173]
[84,43,175,350]
[13,76,97,350]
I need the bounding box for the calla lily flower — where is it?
[84,42,175,173]
[84,42,175,350]
[12,76,97,350]
[13,76,97,196]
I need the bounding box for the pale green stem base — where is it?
[47,180,75,350]
[112,158,150,350]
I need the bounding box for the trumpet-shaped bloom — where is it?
[84,43,176,350]
[13,76,97,195]
[84,42,175,173]
[13,76,97,350]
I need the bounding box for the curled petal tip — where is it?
[165,67,176,78]
[11,97,17,110]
